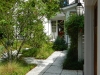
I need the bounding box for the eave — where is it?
[61,3,77,11]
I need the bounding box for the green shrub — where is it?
[35,42,54,59]
[63,48,83,70]
[63,58,83,70]
[52,36,67,51]
[67,47,78,61]
[63,14,84,70]
[22,48,38,57]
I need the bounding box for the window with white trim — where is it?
[51,21,56,32]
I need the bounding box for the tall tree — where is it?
[0,0,60,61]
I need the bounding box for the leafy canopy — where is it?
[0,0,60,61]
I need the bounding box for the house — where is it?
[43,0,84,61]
[43,13,65,41]
[43,0,82,42]
[84,0,99,75]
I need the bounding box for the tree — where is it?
[60,0,69,8]
[0,0,60,61]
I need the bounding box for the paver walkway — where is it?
[26,50,83,75]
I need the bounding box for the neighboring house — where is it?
[84,0,99,75]
[43,13,65,41]
[43,0,84,61]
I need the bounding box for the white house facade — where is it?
[43,1,84,61]
[43,12,65,41]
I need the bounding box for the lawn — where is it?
[0,61,36,75]
[0,39,55,75]
[0,41,54,75]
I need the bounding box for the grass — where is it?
[0,60,36,75]
[0,42,54,75]
[33,42,54,59]
[0,40,54,59]
[22,42,54,59]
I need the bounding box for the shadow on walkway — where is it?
[26,50,83,75]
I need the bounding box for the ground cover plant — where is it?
[0,61,36,75]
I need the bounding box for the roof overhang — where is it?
[50,12,65,21]
[61,3,77,12]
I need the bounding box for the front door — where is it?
[58,20,64,38]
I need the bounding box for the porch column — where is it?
[97,0,100,75]
[84,6,94,75]
[78,32,84,61]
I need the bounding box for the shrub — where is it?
[52,36,67,51]
[63,14,84,70]
[63,46,83,70]
[22,48,38,57]
[67,47,78,61]
[35,42,54,59]
[63,58,84,70]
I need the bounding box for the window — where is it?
[51,21,56,32]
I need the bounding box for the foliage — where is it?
[59,0,69,8]
[35,42,54,59]
[41,0,60,19]
[12,41,31,51]
[63,58,84,70]
[22,42,54,59]
[0,45,4,56]
[52,36,67,51]
[65,14,84,36]
[0,0,60,61]
[65,14,84,56]
[63,48,83,70]
[0,61,36,75]
[63,14,84,70]
[22,48,38,57]
[67,47,78,62]
[27,24,47,48]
